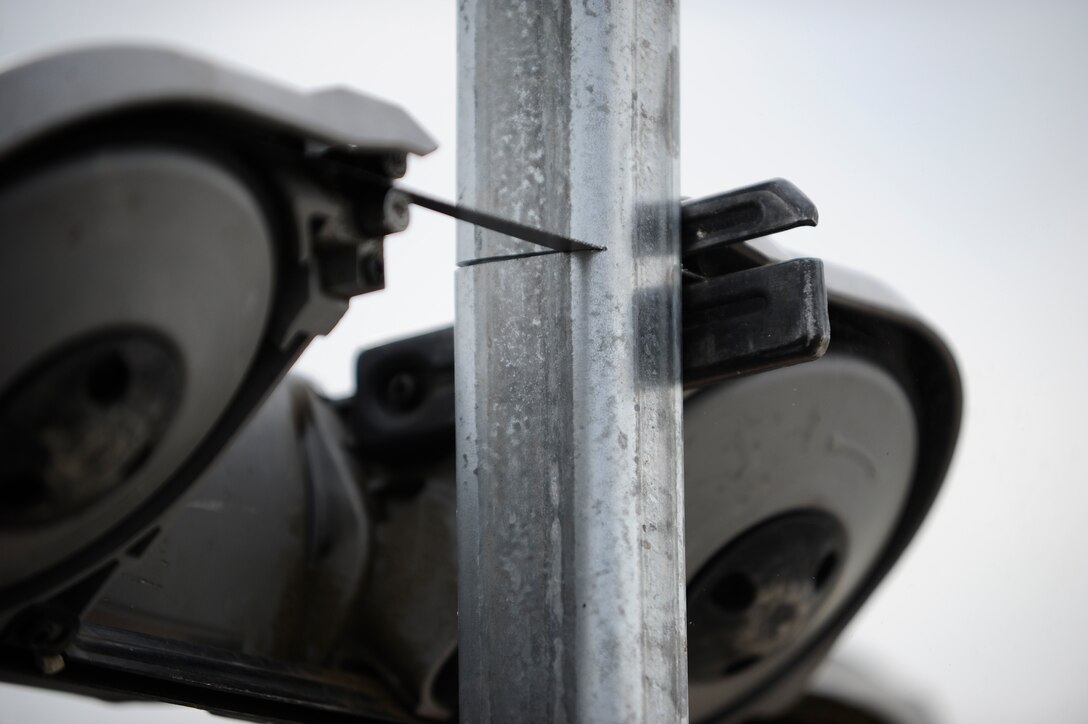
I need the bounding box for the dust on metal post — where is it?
[455,1,688,722]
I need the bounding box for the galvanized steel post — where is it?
[455,1,687,721]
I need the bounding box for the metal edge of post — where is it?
[455,1,687,721]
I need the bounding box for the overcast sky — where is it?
[1,1,1086,722]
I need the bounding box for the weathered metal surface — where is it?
[455,1,687,721]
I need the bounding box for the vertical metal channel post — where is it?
[455,1,687,722]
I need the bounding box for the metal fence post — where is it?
[455,1,687,721]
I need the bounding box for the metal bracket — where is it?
[682,178,818,261]
[683,258,830,387]
[680,179,829,386]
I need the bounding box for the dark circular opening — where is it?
[86,351,131,405]
[722,654,761,677]
[389,195,409,219]
[0,330,183,528]
[385,371,422,412]
[712,572,758,613]
[814,551,839,591]
[687,511,849,682]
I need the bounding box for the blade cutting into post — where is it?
[346,165,604,256]
[404,188,603,254]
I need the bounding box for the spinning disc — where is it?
[0,45,434,615]
[0,148,274,588]
[685,355,916,721]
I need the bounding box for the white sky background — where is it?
[1,1,1087,722]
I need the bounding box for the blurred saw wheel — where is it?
[0,45,435,630]
[682,254,961,722]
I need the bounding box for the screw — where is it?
[35,653,65,676]
[385,372,420,412]
[380,153,408,179]
[382,190,411,234]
